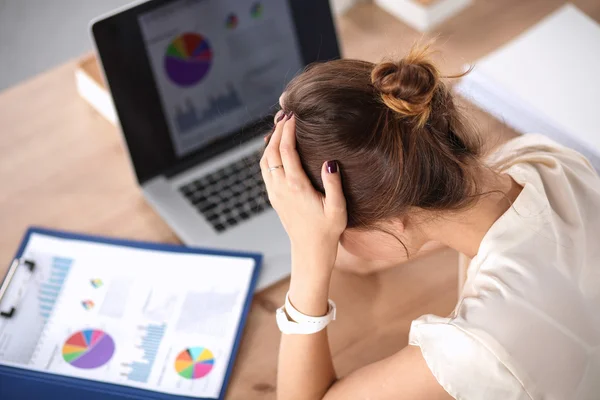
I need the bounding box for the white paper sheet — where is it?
[0,233,256,399]
[454,4,600,170]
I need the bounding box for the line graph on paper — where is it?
[142,290,178,323]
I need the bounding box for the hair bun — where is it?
[371,47,440,127]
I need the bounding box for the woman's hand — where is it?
[260,113,347,283]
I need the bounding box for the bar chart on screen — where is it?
[174,84,242,134]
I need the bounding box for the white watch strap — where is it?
[275,292,336,335]
[276,307,326,335]
[285,292,336,325]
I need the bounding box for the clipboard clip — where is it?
[0,258,35,318]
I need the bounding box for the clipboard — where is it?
[0,227,262,400]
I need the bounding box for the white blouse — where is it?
[409,134,600,400]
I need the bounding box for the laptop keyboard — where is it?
[178,149,271,233]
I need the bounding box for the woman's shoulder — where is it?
[487,133,600,257]
[487,133,597,177]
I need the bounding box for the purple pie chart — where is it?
[164,33,213,87]
[62,329,116,369]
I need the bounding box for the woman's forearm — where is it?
[262,115,345,399]
[276,254,337,400]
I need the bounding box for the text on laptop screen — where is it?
[138,0,303,157]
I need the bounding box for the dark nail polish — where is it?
[276,113,285,123]
[286,111,293,119]
[326,160,338,174]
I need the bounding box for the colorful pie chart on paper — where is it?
[164,33,213,87]
[81,300,95,310]
[90,278,103,288]
[62,329,115,369]
[175,347,215,379]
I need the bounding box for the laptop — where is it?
[91,0,340,290]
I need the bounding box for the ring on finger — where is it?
[268,165,284,172]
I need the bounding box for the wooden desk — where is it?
[1,1,598,398]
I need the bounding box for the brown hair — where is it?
[281,44,483,230]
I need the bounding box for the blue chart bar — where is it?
[38,257,73,322]
[51,270,68,279]
[40,284,60,293]
[53,257,72,266]
[126,324,167,383]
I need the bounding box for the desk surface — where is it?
[1,1,598,398]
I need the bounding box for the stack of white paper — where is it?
[455,4,600,170]
[375,0,472,32]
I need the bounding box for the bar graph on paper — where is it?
[0,255,73,365]
[121,323,167,383]
[39,257,73,321]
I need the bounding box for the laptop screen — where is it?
[93,0,339,184]
[138,0,303,158]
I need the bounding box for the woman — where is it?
[260,44,600,400]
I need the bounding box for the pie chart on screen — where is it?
[164,33,212,87]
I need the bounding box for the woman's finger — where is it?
[264,113,288,179]
[321,160,346,216]
[264,111,284,144]
[259,152,272,187]
[273,109,284,125]
[279,115,310,184]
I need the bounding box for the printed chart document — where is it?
[0,229,260,399]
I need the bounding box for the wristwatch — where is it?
[276,292,336,335]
